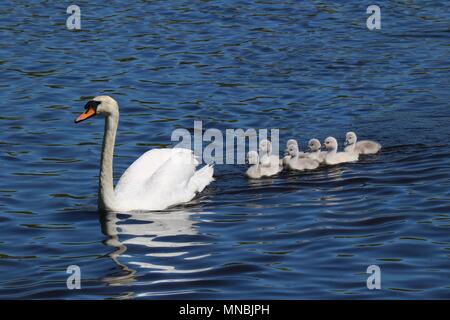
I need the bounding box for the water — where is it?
[0,0,449,299]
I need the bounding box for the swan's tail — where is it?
[189,164,214,193]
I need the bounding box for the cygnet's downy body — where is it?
[246,151,262,179]
[306,138,326,164]
[286,143,320,171]
[324,137,359,165]
[282,139,298,168]
[344,131,381,155]
[282,139,308,167]
[246,151,280,179]
[258,139,283,176]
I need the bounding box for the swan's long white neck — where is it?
[98,113,119,211]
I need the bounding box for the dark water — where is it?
[1,0,449,299]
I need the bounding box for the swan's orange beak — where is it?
[75,107,96,123]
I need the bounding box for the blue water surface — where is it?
[0,0,449,299]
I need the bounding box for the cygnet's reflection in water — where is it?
[99,207,213,288]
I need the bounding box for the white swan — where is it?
[323,136,359,165]
[259,139,283,175]
[74,96,214,212]
[344,131,381,155]
[306,138,326,164]
[286,143,320,171]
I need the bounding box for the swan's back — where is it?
[115,148,185,195]
[114,148,211,210]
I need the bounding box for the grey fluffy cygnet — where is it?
[306,138,326,164]
[286,143,319,171]
[259,139,283,174]
[323,137,358,165]
[246,150,281,179]
[282,139,307,167]
[344,131,381,155]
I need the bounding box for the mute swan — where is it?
[246,151,279,178]
[74,95,214,212]
[344,131,381,155]
[259,139,283,175]
[323,136,359,165]
[286,143,320,171]
[307,138,326,164]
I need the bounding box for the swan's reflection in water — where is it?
[99,208,212,287]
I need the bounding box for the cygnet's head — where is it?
[345,131,357,146]
[308,138,321,152]
[287,143,299,157]
[247,151,259,165]
[324,137,338,151]
[284,139,297,156]
[286,139,298,148]
[259,139,272,154]
[75,95,119,123]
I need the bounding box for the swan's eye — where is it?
[75,100,101,123]
[84,100,101,111]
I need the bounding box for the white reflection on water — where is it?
[99,209,212,286]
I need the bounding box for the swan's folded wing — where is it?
[143,150,198,193]
[115,148,194,197]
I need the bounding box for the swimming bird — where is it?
[344,131,381,155]
[74,95,214,212]
[281,139,308,166]
[286,143,320,171]
[282,139,298,168]
[259,139,283,175]
[246,151,280,178]
[323,137,359,165]
[306,138,326,164]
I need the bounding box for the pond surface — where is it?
[0,1,449,299]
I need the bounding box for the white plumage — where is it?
[75,96,214,212]
[115,148,214,211]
